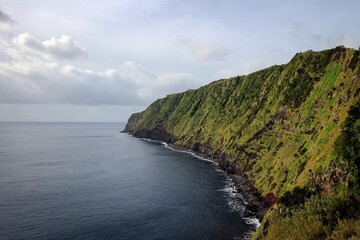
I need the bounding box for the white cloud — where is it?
[121,61,157,83]
[13,33,87,60]
[177,37,229,61]
[0,8,16,31]
[215,57,273,79]
[120,61,194,99]
[136,72,193,99]
[0,36,195,106]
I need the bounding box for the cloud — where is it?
[13,33,87,60]
[120,61,194,100]
[177,37,229,61]
[0,36,195,106]
[215,57,271,79]
[136,71,193,99]
[0,8,16,30]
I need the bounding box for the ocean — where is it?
[0,122,257,239]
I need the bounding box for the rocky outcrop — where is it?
[124,123,176,143]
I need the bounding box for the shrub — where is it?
[331,219,360,240]
[266,214,325,240]
[279,186,313,208]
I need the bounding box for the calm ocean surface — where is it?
[0,122,257,240]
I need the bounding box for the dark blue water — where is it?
[0,123,257,239]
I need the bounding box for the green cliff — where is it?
[124,46,360,239]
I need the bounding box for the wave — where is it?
[139,137,219,165]
[220,175,261,230]
[134,135,262,235]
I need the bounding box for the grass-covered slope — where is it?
[124,46,360,239]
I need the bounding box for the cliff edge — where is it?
[124,46,360,239]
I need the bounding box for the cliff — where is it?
[124,46,360,239]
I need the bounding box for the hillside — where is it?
[124,46,360,239]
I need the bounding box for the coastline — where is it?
[167,142,268,224]
[121,131,268,229]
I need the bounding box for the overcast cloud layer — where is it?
[0,0,359,122]
[0,33,193,105]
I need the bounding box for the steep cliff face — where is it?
[124,46,360,239]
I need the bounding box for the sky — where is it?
[0,0,359,122]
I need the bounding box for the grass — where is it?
[125,46,360,239]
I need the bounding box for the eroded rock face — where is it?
[131,124,176,143]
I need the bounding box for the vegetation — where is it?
[124,46,360,239]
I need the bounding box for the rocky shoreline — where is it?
[167,142,268,222]
[121,129,268,223]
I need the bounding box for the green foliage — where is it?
[279,186,313,208]
[124,46,360,239]
[335,99,360,175]
[265,194,360,240]
[331,219,360,240]
[265,214,325,240]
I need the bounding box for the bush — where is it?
[331,219,360,240]
[279,186,313,208]
[335,99,360,191]
[266,214,325,240]
[263,195,360,239]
